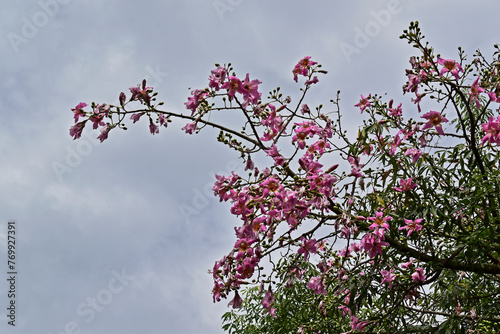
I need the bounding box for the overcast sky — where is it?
[1,1,499,333]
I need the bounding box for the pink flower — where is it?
[236,257,257,279]
[481,116,500,145]
[301,104,310,114]
[182,122,197,134]
[389,133,402,155]
[212,261,221,280]
[227,291,243,309]
[234,238,255,253]
[437,57,463,81]
[213,172,239,202]
[244,156,254,171]
[307,140,330,157]
[221,76,243,101]
[298,237,318,261]
[72,102,87,123]
[149,120,159,135]
[260,177,283,197]
[399,218,423,237]
[260,105,284,142]
[412,92,424,112]
[241,73,262,108]
[348,156,364,178]
[262,289,277,317]
[129,79,153,104]
[487,91,500,103]
[119,92,126,106]
[388,100,403,117]
[97,124,110,143]
[299,155,323,175]
[97,104,110,117]
[89,112,105,130]
[307,172,336,197]
[308,195,330,210]
[401,258,414,270]
[251,217,267,234]
[393,178,417,192]
[355,94,371,113]
[406,73,421,93]
[306,276,327,295]
[265,144,285,166]
[404,148,422,163]
[350,315,370,331]
[292,122,320,149]
[419,133,428,147]
[381,269,396,286]
[368,211,392,231]
[305,76,319,85]
[130,113,144,124]
[212,280,224,303]
[360,232,389,259]
[231,192,254,218]
[412,267,426,283]
[185,89,208,115]
[208,66,227,91]
[292,56,317,82]
[69,121,86,140]
[469,77,485,109]
[158,114,168,127]
[421,110,448,135]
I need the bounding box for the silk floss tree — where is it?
[70,22,500,333]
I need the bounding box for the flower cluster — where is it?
[70,79,167,142]
[292,56,318,83]
[70,102,110,142]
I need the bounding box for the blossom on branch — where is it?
[292,56,317,82]
[221,76,243,101]
[72,102,87,122]
[437,57,463,81]
[129,79,153,104]
[469,77,485,109]
[69,121,86,140]
[393,178,417,192]
[368,211,392,231]
[412,267,426,283]
[181,122,197,134]
[481,116,500,145]
[97,124,110,143]
[421,110,448,135]
[262,289,277,317]
[208,66,227,91]
[297,237,318,261]
[184,89,208,115]
[399,218,423,237]
[355,94,371,113]
[306,276,327,295]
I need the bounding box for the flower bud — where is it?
[119,92,126,106]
